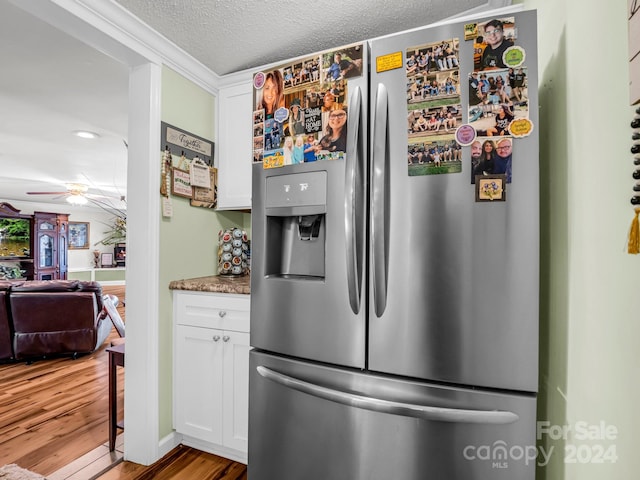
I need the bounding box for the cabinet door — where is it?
[222,330,250,452]
[36,230,57,280]
[37,230,56,267]
[33,212,67,280]
[217,82,252,210]
[175,325,224,444]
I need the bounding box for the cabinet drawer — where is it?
[175,291,250,332]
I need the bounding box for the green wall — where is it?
[67,269,126,282]
[158,67,249,438]
[96,269,126,282]
[516,1,640,478]
[67,270,92,281]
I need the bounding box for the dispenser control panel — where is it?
[265,171,327,209]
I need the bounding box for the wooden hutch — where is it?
[0,202,68,281]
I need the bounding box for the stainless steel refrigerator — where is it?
[249,9,539,479]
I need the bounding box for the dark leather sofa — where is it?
[0,282,12,360]
[0,280,117,361]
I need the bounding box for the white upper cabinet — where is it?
[216,79,253,210]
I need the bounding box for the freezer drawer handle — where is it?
[257,366,519,425]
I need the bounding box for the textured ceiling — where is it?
[114,0,489,76]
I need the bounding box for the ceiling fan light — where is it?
[66,183,89,193]
[67,194,88,205]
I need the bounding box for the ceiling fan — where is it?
[26,183,124,207]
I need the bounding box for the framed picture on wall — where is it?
[69,222,90,249]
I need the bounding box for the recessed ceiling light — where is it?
[73,130,100,139]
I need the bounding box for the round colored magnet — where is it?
[502,46,526,68]
[508,118,534,138]
[253,72,266,89]
[455,124,477,146]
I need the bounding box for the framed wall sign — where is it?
[191,167,218,209]
[171,168,193,198]
[160,122,215,166]
[69,222,90,249]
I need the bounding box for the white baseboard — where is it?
[180,435,247,465]
[158,431,182,459]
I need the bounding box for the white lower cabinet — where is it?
[173,291,250,463]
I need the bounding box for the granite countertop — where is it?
[169,274,250,295]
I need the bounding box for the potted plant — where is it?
[95,211,126,266]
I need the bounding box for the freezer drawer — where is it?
[249,351,537,480]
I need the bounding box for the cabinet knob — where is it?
[213,335,221,342]
[218,310,227,318]
[223,335,230,342]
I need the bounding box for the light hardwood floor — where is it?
[95,445,247,480]
[0,285,247,479]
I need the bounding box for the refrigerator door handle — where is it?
[257,366,519,425]
[345,85,364,314]
[371,83,390,317]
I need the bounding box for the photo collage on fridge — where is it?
[251,17,533,201]
[405,36,464,177]
[406,16,534,201]
[252,44,363,169]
